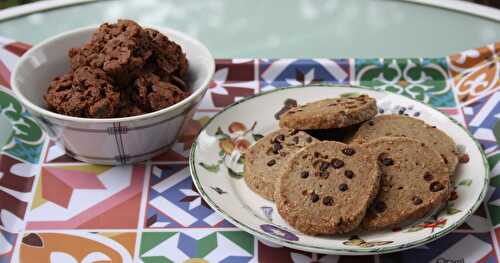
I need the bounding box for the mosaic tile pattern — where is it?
[0,38,498,262]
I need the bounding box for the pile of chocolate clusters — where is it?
[44,19,189,118]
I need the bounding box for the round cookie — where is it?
[279,95,378,130]
[275,141,380,235]
[361,137,450,230]
[348,115,459,177]
[244,129,318,201]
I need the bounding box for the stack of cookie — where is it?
[244,95,459,235]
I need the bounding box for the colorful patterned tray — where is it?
[0,39,498,262]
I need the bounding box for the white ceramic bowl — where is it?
[11,25,215,165]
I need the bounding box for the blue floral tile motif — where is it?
[259,59,350,91]
[379,232,495,263]
[463,92,499,154]
[5,138,44,164]
[145,164,233,228]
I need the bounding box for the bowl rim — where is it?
[10,24,215,124]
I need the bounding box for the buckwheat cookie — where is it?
[275,141,380,235]
[244,129,318,200]
[361,137,450,230]
[349,115,459,177]
[279,95,378,130]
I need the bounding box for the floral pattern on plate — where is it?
[190,85,489,255]
[198,121,263,178]
[343,235,393,248]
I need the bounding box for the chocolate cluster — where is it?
[44,19,189,118]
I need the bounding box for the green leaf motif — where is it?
[340,92,362,98]
[445,202,461,215]
[0,94,42,143]
[215,127,230,139]
[215,127,224,136]
[199,162,220,173]
[458,179,472,187]
[219,231,255,255]
[494,120,500,145]
[488,155,500,187]
[219,149,225,157]
[197,233,217,258]
[0,91,43,143]
[211,186,227,195]
[0,89,44,163]
[228,168,244,179]
[252,133,264,141]
[0,91,22,114]
[490,175,500,187]
[406,225,424,232]
[237,154,245,164]
[140,232,177,256]
[487,203,500,226]
[446,206,461,215]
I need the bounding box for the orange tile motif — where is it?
[448,43,500,105]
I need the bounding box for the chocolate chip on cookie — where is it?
[344,170,355,179]
[331,158,344,169]
[244,129,318,201]
[361,137,450,230]
[276,141,380,235]
[339,183,349,192]
[323,196,334,206]
[349,115,459,178]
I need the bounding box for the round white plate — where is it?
[189,85,489,255]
